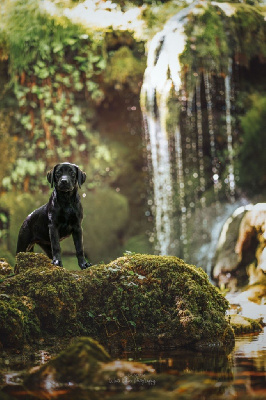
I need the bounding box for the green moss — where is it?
[0,252,234,351]
[181,3,230,85]
[24,336,157,390]
[229,314,263,334]
[0,295,40,348]
[79,253,234,350]
[180,2,266,89]
[24,337,111,389]
[4,253,83,335]
[230,4,266,65]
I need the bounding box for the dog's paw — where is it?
[80,262,92,270]
[52,259,63,267]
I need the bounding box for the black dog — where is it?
[16,162,91,270]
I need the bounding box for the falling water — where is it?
[175,126,188,259]
[196,78,206,209]
[141,0,200,254]
[141,0,237,259]
[204,72,220,195]
[224,59,236,200]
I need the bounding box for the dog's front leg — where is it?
[48,224,63,267]
[72,226,91,270]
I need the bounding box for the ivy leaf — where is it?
[53,42,63,53]
[66,126,77,137]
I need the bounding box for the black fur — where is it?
[16,162,91,270]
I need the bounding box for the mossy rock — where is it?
[0,295,40,348]
[24,337,111,389]
[229,314,263,334]
[0,253,234,351]
[0,259,13,276]
[2,254,83,336]
[24,336,155,390]
[14,252,52,274]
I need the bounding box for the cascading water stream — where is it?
[224,59,236,201]
[141,0,200,254]
[204,73,220,196]
[175,127,188,259]
[141,0,237,259]
[196,79,206,209]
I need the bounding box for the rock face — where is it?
[235,203,266,284]
[213,203,266,289]
[0,252,234,351]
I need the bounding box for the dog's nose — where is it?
[61,177,68,183]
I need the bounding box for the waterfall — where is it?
[141,0,200,254]
[175,126,188,259]
[204,73,220,195]
[141,1,237,260]
[224,59,236,201]
[196,78,206,209]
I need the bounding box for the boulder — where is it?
[0,252,234,351]
[229,314,263,335]
[24,337,154,390]
[0,259,13,276]
[235,203,266,284]
[213,203,266,289]
[0,295,40,348]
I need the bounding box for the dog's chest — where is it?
[57,206,78,234]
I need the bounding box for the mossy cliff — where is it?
[0,253,234,352]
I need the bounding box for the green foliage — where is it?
[1,0,107,189]
[80,187,129,262]
[0,110,17,190]
[237,94,266,193]
[230,3,266,64]
[181,3,230,85]
[0,192,48,255]
[105,46,145,93]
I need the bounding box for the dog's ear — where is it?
[47,166,57,188]
[77,167,86,188]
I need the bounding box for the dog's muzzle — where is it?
[58,177,74,192]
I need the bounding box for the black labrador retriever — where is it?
[16,162,91,270]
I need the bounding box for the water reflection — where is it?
[1,328,265,399]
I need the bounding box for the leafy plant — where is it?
[1,0,107,190]
[237,94,266,193]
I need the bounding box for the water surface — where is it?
[1,328,265,399]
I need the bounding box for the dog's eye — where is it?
[71,171,76,177]
[56,171,62,177]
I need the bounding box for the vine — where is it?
[2,0,107,190]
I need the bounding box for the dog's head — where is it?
[47,162,86,191]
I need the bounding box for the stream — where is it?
[1,327,265,400]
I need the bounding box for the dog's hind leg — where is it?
[16,224,34,254]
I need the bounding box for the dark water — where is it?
[1,328,265,400]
